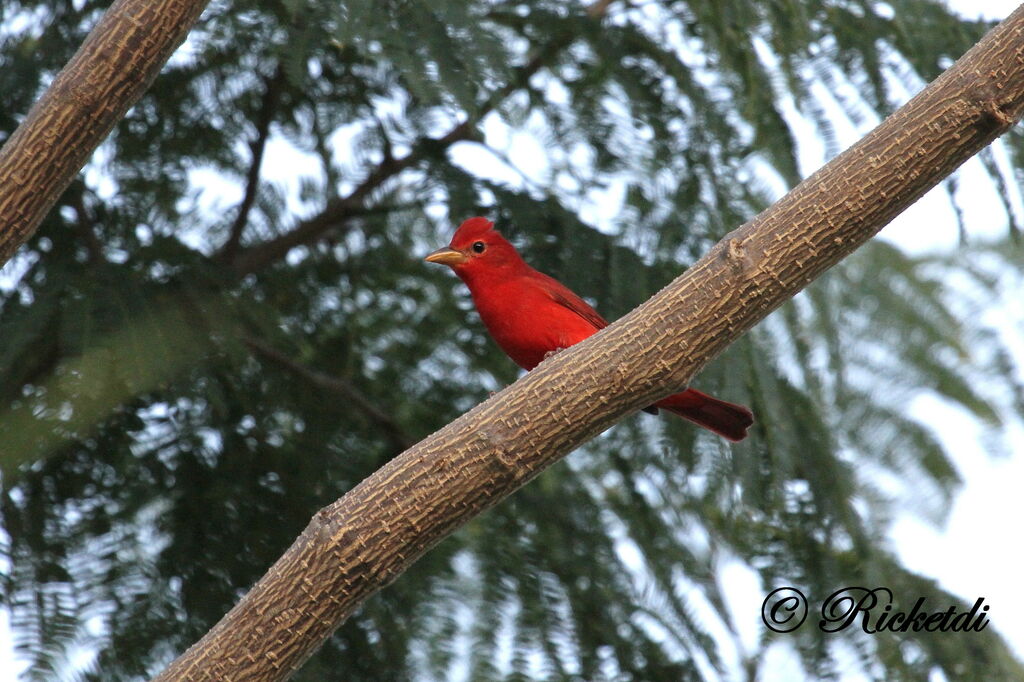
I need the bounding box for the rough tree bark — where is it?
[153,8,1024,682]
[0,0,211,266]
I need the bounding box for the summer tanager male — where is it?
[426,217,753,441]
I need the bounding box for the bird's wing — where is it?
[531,270,608,331]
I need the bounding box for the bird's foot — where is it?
[543,347,567,361]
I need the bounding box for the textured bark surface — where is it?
[0,0,210,265]
[154,7,1024,681]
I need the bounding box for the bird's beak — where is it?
[424,247,468,266]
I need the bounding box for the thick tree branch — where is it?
[0,0,210,267]
[154,8,1024,681]
[244,337,414,453]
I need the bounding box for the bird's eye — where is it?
[472,241,486,253]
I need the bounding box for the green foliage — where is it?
[1,0,1022,679]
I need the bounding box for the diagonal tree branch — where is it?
[0,0,211,267]
[219,66,287,260]
[223,118,475,276]
[227,119,479,275]
[226,0,618,276]
[153,8,1024,681]
[67,180,105,264]
[244,337,414,453]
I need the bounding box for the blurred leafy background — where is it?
[1,0,1023,679]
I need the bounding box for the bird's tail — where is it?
[654,389,754,442]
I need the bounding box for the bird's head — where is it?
[425,217,525,281]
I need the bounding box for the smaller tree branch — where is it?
[226,0,619,276]
[67,182,104,263]
[220,66,286,260]
[244,337,414,452]
[227,120,477,275]
[310,106,341,195]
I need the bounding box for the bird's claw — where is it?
[543,347,566,361]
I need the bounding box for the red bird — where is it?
[426,217,753,441]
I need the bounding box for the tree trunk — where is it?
[154,7,1024,682]
[0,0,210,265]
